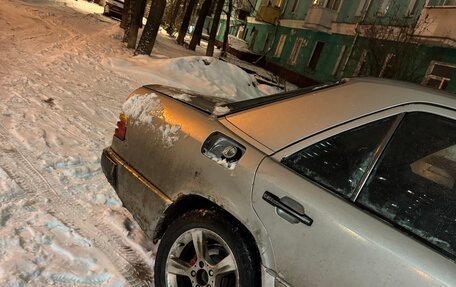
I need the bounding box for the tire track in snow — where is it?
[0,129,154,287]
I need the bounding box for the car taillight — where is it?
[114,113,128,141]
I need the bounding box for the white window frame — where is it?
[354,49,367,76]
[274,34,287,58]
[379,53,395,77]
[332,45,347,76]
[288,37,304,65]
[423,61,456,90]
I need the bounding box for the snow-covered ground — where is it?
[0,0,277,286]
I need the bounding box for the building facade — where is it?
[216,0,456,92]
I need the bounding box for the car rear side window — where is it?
[357,112,456,260]
[282,117,395,198]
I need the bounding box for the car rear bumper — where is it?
[101,147,172,239]
[101,148,118,188]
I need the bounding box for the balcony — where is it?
[419,6,456,46]
[305,5,337,31]
[255,5,281,24]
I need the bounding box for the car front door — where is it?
[252,107,456,286]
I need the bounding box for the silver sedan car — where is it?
[101,78,456,287]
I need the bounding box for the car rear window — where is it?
[282,117,395,198]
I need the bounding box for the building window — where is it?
[288,37,304,65]
[356,0,369,16]
[406,0,420,15]
[217,24,222,37]
[291,0,299,13]
[274,34,287,58]
[262,32,273,53]
[424,62,456,90]
[333,45,349,76]
[354,49,367,76]
[379,53,395,78]
[243,28,249,40]
[275,0,284,7]
[325,0,342,10]
[427,0,456,6]
[308,41,325,70]
[377,0,391,15]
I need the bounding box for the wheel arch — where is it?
[153,194,263,267]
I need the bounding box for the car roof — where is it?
[225,78,456,152]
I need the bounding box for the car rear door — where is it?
[252,106,456,286]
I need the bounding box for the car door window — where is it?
[282,117,395,198]
[357,112,456,260]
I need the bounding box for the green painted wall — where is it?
[240,0,456,92]
[280,0,311,20]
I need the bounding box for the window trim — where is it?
[274,34,287,58]
[332,45,348,76]
[308,41,325,70]
[406,0,419,15]
[356,0,369,16]
[377,0,392,16]
[290,0,299,13]
[350,113,404,201]
[379,53,395,78]
[288,37,304,65]
[353,49,368,76]
[423,61,456,90]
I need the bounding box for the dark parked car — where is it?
[102,79,456,287]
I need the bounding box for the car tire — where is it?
[154,209,260,287]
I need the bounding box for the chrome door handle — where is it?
[263,191,313,226]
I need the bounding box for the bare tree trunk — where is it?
[122,0,133,42]
[169,0,183,27]
[135,0,167,55]
[127,0,146,48]
[206,0,224,56]
[221,0,232,57]
[189,0,212,50]
[121,0,131,29]
[176,0,198,45]
[138,0,147,28]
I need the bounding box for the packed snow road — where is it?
[0,0,162,285]
[0,0,275,285]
